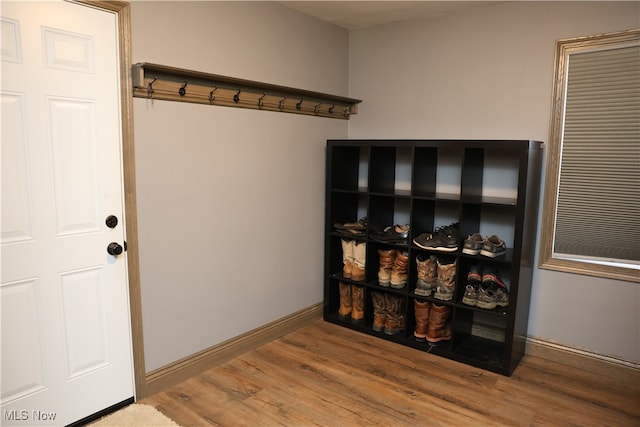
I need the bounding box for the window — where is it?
[539,29,640,283]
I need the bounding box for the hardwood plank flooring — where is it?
[142,320,640,426]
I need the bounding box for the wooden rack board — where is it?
[132,63,361,119]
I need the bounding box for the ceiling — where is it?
[276,1,505,30]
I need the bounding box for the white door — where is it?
[1,1,134,425]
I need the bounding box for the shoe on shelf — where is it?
[334,217,367,231]
[390,251,409,289]
[462,284,478,307]
[462,233,484,255]
[377,248,396,286]
[476,286,498,310]
[433,258,457,301]
[413,223,460,252]
[482,270,508,291]
[415,254,437,296]
[461,265,482,306]
[480,235,506,258]
[370,224,410,244]
[476,270,509,309]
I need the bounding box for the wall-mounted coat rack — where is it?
[131,63,361,120]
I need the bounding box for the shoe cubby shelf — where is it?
[324,139,543,376]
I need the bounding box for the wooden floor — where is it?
[142,320,640,426]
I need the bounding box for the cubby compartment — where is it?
[453,308,508,369]
[329,146,363,191]
[325,140,542,376]
[369,146,397,194]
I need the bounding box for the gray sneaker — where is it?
[480,235,506,258]
[462,233,484,255]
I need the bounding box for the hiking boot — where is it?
[390,251,409,289]
[462,233,484,255]
[426,303,452,344]
[434,258,457,301]
[372,292,386,332]
[338,282,352,319]
[480,235,506,258]
[415,254,437,296]
[414,299,431,342]
[351,241,367,281]
[462,265,482,306]
[370,224,410,244]
[413,223,460,252]
[377,248,396,286]
[341,239,354,279]
[351,285,365,323]
[384,293,405,335]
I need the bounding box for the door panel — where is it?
[1,1,134,424]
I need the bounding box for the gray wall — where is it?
[130,1,349,371]
[131,1,639,372]
[348,1,639,363]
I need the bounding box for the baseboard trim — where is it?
[525,336,640,378]
[145,303,323,396]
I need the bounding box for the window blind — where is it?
[554,45,640,262]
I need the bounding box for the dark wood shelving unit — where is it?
[324,139,543,375]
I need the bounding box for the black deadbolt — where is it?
[106,215,118,228]
[107,242,123,256]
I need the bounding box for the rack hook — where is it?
[209,86,218,103]
[296,99,304,111]
[343,106,351,117]
[258,93,266,108]
[147,76,157,99]
[278,96,287,111]
[179,81,188,97]
[328,104,335,114]
[314,103,321,114]
[233,89,241,103]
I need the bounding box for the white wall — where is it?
[348,1,639,363]
[130,1,349,371]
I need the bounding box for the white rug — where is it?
[90,403,180,427]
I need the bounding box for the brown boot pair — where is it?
[372,292,405,335]
[377,249,409,289]
[414,299,452,344]
[338,282,364,323]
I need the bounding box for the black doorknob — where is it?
[107,242,123,256]
[106,215,118,228]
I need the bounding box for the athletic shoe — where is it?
[370,224,410,244]
[413,223,459,252]
[462,233,484,255]
[461,265,482,306]
[480,235,506,258]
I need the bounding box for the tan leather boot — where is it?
[338,282,352,319]
[341,239,354,279]
[426,303,452,344]
[377,249,396,286]
[351,285,364,322]
[372,292,386,332]
[351,241,366,281]
[384,293,405,335]
[414,298,431,341]
[390,251,409,289]
[415,254,437,296]
[434,258,457,301]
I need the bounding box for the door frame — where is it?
[68,0,147,398]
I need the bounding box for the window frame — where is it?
[539,28,640,283]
